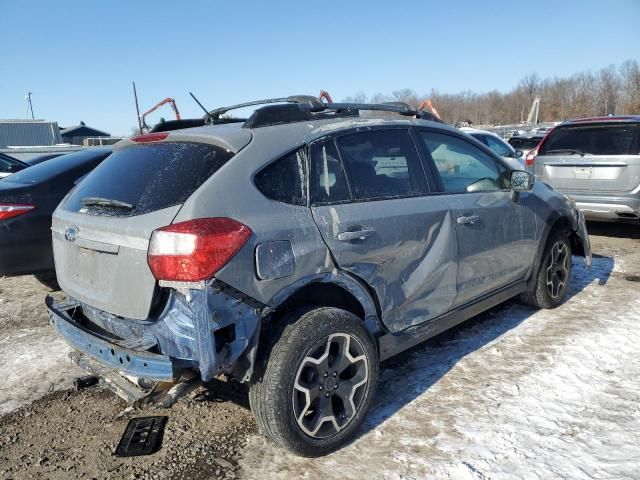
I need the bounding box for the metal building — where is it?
[0,119,63,147]
[60,122,111,145]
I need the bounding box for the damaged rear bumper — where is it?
[47,296,177,381]
[46,280,265,384]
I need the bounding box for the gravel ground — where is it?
[0,221,638,479]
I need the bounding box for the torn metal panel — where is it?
[46,279,266,384]
[310,196,459,333]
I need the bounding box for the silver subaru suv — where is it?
[47,96,590,456]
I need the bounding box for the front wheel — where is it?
[521,230,572,309]
[249,307,379,457]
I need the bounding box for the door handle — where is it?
[337,228,375,241]
[457,215,480,225]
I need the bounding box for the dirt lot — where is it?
[0,221,639,479]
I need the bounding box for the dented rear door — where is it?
[308,130,459,333]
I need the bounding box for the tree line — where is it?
[343,59,640,126]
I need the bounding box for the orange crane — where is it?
[141,98,181,131]
[417,99,441,120]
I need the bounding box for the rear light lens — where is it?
[0,204,36,221]
[131,132,169,143]
[526,127,555,168]
[147,218,252,282]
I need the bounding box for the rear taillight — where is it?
[131,132,169,143]
[526,127,556,168]
[0,204,36,221]
[147,218,252,282]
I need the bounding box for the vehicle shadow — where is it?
[356,254,613,441]
[199,256,613,449]
[587,221,640,240]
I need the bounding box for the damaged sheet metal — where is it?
[311,196,459,333]
[47,279,267,384]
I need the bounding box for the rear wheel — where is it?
[249,307,378,457]
[521,230,572,308]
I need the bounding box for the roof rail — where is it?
[198,95,445,128]
[206,95,324,120]
[324,101,442,122]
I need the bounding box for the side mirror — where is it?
[515,149,523,158]
[511,170,534,191]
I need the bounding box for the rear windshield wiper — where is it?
[543,149,585,156]
[80,197,134,210]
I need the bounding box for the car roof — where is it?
[562,115,640,125]
[117,115,457,153]
[459,127,501,137]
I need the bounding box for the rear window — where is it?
[64,142,233,216]
[540,123,640,156]
[508,137,542,150]
[3,149,110,184]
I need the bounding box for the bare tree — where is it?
[596,65,620,115]
[343,59,638,125]
[619,60,640,114]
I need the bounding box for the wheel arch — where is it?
[266,273,383,336]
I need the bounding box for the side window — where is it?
[255,150,307,206]
[335,130,428,201]
[419,131,509,194]
[484,135,513,158]
[310,140,350,205]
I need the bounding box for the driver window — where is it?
[419,131,509,194]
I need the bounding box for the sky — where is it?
[1,0,639,135]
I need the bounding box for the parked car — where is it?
[508,133,545,160]
[47,97,590,457]
[0,152,30,179]
[25,152,66,166]
[529,116,640,222]
[460,127,524,169]
[0,147,111,280]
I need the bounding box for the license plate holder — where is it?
[574,166,592,179]
[115,416,168,457]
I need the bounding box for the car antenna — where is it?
[189,92,214,124]
[132,81,144,134]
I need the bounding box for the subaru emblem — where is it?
[64,226,79,242]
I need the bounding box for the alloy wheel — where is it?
[546,241,570,299]
[292,333,368,438]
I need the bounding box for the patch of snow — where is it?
[0,327,83,415]
[240,256,640,479]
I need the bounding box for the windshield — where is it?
[64,142,233,216]
[540,123,640,156]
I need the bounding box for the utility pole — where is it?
[26,92,34,120]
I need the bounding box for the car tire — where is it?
[521,229,572,309]
[249,307,379,457]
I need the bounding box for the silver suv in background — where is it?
[47,96,590,456]
[530,116,640,221]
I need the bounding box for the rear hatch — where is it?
[53,140,239,319]
[535,122,640,193]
